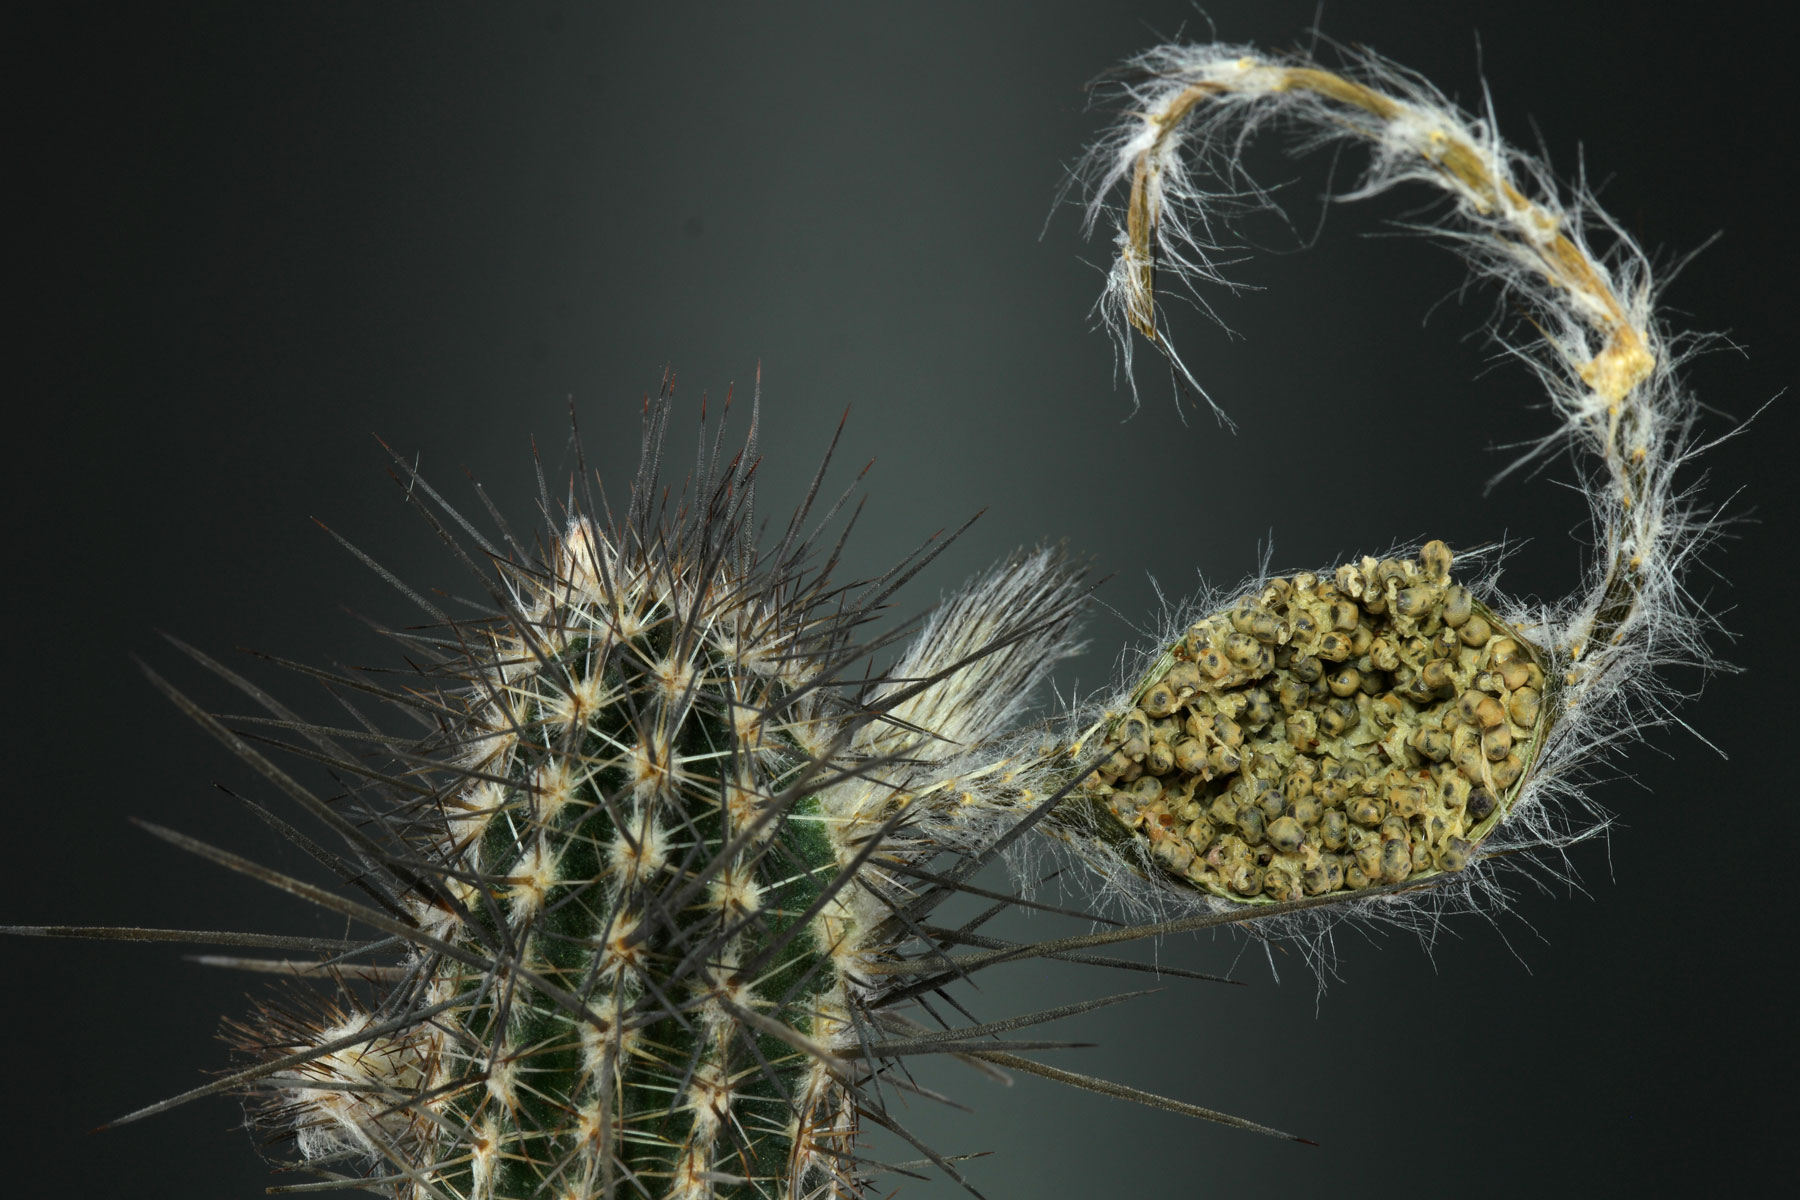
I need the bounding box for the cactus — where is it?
[153,404,1103,1198]
[5,20,1740,1200]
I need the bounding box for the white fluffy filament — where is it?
[1079,40,1719,754]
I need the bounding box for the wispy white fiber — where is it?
[1060,38,1729,952]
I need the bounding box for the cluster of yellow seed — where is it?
[1084,542,1549,902]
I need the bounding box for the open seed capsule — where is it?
[1086,543,1553,904]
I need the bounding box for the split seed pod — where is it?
[1081,543,1552,902]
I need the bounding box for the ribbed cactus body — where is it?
[310,499,892,1199]
[199,410,1096,1199]
[410,526,843,1197]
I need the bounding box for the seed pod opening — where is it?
[1082,545,1553,903]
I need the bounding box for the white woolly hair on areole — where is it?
[1050,36,1728,956]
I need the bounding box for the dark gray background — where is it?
[9,3,1792,1197]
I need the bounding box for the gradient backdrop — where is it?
[10,4,1793,1197]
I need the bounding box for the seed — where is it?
[1371,693,1404,728]
[1319,808,1349,850]
[1290,654,1323,683]
[1207,744,1243,776]
[1452,736,1484,780]
[1185,818,1217,852]
[1153,839,1194,872]
[1328,667,1362,697]
[1286,711,1320,752]
[1436,773,1470,811]
[1345,865,1373,890]
[1509,686,1542,728]
[1257,787,1287,822]
[1396,586,1438,618]
[1475,695,1506,729]
[1197,645,1229,678]
[1231,603,1280,643]
[1242,689,1274,727]
[1466,788,1498,823]
[1314,779,1348,808]
[1129,775,1163,804]
[1399,673,1437,705]
[1228,864,1264,897]
[1353,840,1382,879]
[1348,796,1384,827]
[1145,740,1175,774]
[1490,754,1524,789]
[1434,837,1473,873]
[1482,725,1512,762]
[1265,869,1302,902]
[1173,738,1208,774]
[1318,631,1354,662]
[1328,599,1360,630]
[1379,837,1412,883]
[1290,791,1323,827]
[1224,632,1262,670]
[1215,715,1245,747]
[1442,586,1473,628]
[1209,793,1239,826]
[1120,710,1151,743]
[1490,637,1524,665]
[1388,783,1426,819]
[1409,728,1451,763]
[1141,680,1179,718]
[1420,658,1454,692]
[1498,659,1532,691]
[1458,614,1493,647]
[1421,539,1453,582]
[1268,815,1306,853]
[1320,697,1360,736]
[1159,658,1202,694]
[1237,805,1266,845]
